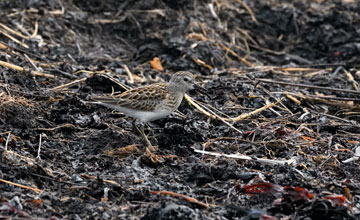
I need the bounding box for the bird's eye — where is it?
[184,77,190,82]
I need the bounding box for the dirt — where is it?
[0,0,359,219]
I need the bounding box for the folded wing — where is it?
[92,83,168,112]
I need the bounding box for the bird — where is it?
[91,71,205,147]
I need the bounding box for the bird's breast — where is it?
[162,93,184,111]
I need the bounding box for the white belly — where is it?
[130,109,173,122]
[95,102,172,122]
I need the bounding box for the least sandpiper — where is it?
[92,71,204,147]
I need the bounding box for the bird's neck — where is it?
[168,82,186,94]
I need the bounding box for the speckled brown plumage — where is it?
[92,71,200,123]
[93,83,169,112]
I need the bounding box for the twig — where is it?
[52,68,77,79]
[248,75,293,115]
[265,99,282,117]
[1,147,35,163]
[202,137,239,148]
[81,174,122,187]
[0,22,29,40]
[36,134,42,160]
[23,54,40,86]
[193,58,213,70]
[4,132,10,151]
[280,92,360,109]
[183,95,213,120]
[23,54,41,71]
[194,149,297,166]
[0,41,46,62]
[258,78,360,95]
[0,60,55,79]
[235,0,257,23]
[192,98,243,135]
[0,178,43,193]
[98,73,132,90]
[0,41,7,49]
[184,94,283,122]
[50,77,87,90]
[343,69,358,91]
[123,64,134,83]
[342,146,360,163]
[276,91,360,102]
[0,29,29,48]
[34,123,81,131]
[318,112,359,125]
[150,190,210,208]
[217,43,254,67]
[198,101,234,119]
[208,3,218,19]
[29,21,39,38]
[48,6,65,15]
[230,98,284,121]
[285,93,301,105]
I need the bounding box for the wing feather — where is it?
[92,83,168,111]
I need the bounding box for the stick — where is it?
[50,77,87,90]
[0,29,29,48]
[150,190,210,208]
[122,64,134,83]
[258,79,360,94]
[0,23,29,40]
[248,75,293,115]
[0,41,8,49]
[4,132,10,151]
[24,54,41,71]
[0,146,37,164]
[36,134,42,160]
[34,123,80,131]
[184,94,282,122]
[217,43,254,67]
[194,100,243,135]
[29,21,39,39]
[81,174,122,187]
[343,69,358,91]
[194,149,297,166]
[0,178,43,193]
[235,0,257,23]
[280,92,360,102]
[0,60,55,79]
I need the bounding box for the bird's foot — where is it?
[146,144,158,152]
[133,120,158,151]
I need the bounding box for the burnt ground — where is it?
[0,0,360,219]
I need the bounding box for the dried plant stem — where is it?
[185,94,283,122]
[0,60,55,79]
[258,78,360,94]
[51,77,87,90]
[0,178,43,193]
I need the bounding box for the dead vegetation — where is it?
[0,0,359,219]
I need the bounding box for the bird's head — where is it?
[169,71,206,94]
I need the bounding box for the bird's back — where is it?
[92,83,168,111]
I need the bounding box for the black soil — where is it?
[0,0,359,219]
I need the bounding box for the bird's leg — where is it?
[132,120,157,151]
[132,119,151,145]
[145,123,158,145]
